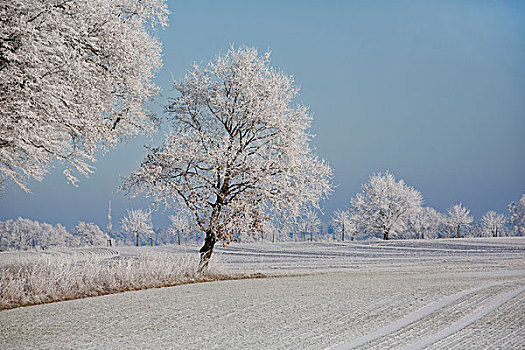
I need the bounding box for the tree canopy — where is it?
[0,0,168,191]
[447,203,473,238]
[351,171,422,240]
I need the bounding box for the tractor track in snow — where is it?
[331,279,525,349]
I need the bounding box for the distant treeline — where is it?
[0,218,108,251]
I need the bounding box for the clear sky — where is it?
[1,0,524,230]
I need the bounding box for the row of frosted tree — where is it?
[0,218,108,251]
[3,186,522,251]
[0,207,157,250]
[0,205,211,251]
[150,179,525,244]
[331,172,525,241]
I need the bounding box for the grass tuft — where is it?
[0,252,229,310]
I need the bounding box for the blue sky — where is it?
[1,0,524,229]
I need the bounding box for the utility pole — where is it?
[107,200,113,247]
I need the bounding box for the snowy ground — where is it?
[1,237,524,349]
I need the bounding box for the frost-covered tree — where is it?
[121,46,332,268]
[0,217,39,250]
[294,218,307,242]
[447,203,473,238]
[332,209,348,241]
[261,212,291,243]
[332,209,357,241]
[262,220,280,242]
[405,206,445,239]
[351,171,423,240]
[0,217,73,250]
[301,208,321,242]
[508,194,525,236]
[120,208,154,247]
[480,211,507,237]
[72,222,107,246]
[0,0,168,191]
[168,209,192,246]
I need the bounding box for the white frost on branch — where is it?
[0,0,169,191]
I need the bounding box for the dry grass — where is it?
[0,252,227,310]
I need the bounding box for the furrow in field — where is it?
[330,279,524,350]
[404,284,525,350]
[428,291,525,349]
[365,282,521,349]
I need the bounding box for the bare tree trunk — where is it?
[177,230,181,245]
[136,232,139,247]
[383,232,389,240]
[272,233,275,243]
[310,231,313,242]
[342,222,345,242]
[456,225,461,238]
[199,230,216,272]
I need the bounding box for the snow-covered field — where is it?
[1,238,524,349]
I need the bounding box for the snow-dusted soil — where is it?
[1,237,524,349]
